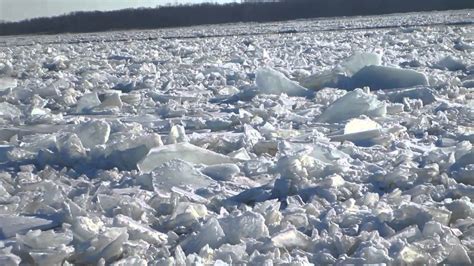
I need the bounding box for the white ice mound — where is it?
[317,89,386,123]
[338,52,382,76]
[0,78,17,91]
[344,117,381,134]
[137,159,215,191]
[255,67,311,97]
[138,143,236,173]
[351,65,428,89]
[330,117,398,147]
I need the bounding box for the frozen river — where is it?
[0,9,473,265]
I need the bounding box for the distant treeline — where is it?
[0,0,473,35]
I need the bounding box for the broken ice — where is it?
[0,9,472,265]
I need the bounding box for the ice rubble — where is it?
[0,10,472,265]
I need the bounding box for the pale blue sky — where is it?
[0,0,236,22]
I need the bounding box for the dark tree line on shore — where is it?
[0,0,472,36]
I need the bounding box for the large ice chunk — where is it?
[378,87,437,105]
[328,117,385,146]
[138,143,236,173]
[435,56,467,71]
[113,214,167,245]
[255,67,311,97]
[76,92,101,113]
[352,65,428,89]
[300,52,381,90]
[137,159,214,191]
[300,71,352,90]
[166,125,189,144]
[317,89,386,123]
[181,218,225,253]
[16,229,74,265]
[0,78,17,91]
[201,163,240,181]
[338,52,382,76]
[344,117,381,134]
[220,212,269,244]
[272,228,311,250]
[0,102,21,121]
[0,215,57,239]
[75,120,111,149]
[73,227,128,264]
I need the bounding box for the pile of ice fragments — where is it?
[0,10,473,265]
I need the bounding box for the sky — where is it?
[0,0,235,22]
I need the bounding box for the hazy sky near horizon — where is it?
[0,0,235,22]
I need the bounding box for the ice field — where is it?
[0,9,473,265]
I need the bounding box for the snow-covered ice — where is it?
[0,9,472,265]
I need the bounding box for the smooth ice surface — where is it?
[351,65,429,89]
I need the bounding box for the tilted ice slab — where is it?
[0,215,58,239]
[351,65,428,89]
[301,52,381,90]
[138,143,237,173]
[301,53,428,90]
[255,67,311,97]
[317,89,386,123]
